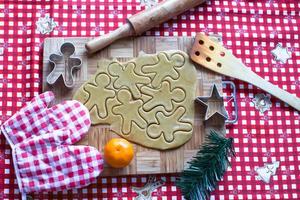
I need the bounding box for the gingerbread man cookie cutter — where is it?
[47,42,82,88]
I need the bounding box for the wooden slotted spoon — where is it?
[190,33,300,111]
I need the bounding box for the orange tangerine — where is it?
[104,138,134,168]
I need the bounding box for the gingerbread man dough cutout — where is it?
[141,81,185,112]
[83,73,115,118]
[147,106,192,143]
[112,89,147,134]
[142,52,185,88]
[108,62,151,99]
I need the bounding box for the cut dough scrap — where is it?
[73,50,197,150]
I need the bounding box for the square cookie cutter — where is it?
[47,42,82,88]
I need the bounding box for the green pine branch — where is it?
[176,131,235,200]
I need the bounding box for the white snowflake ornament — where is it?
[252,93,272,113]
[36,14,57,34]
[255,161,280,183]
[209,33,223,44]
[140,0,158,9]
[271,43,292,64]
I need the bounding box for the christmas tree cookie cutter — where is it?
[47,42,82,88]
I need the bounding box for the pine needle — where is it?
[176,131,235,200]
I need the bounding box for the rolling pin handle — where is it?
[85,23,134,54]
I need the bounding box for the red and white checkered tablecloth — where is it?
[0,0,299,199]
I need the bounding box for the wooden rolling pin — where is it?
[86,0,206,54]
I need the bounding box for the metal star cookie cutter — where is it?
[196,84,229,122]
[47,42,82,88]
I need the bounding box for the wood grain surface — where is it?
[42,36,225,176]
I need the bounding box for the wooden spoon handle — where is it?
[190,33,300,111]
[85,23,133,54]
[243,69,300,111]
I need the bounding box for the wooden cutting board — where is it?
[42,36,225,176]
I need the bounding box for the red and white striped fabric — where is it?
[0,92,104,200]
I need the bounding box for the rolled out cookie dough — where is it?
[73,51,197,150]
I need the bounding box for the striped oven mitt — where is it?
[0,92,103,200]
